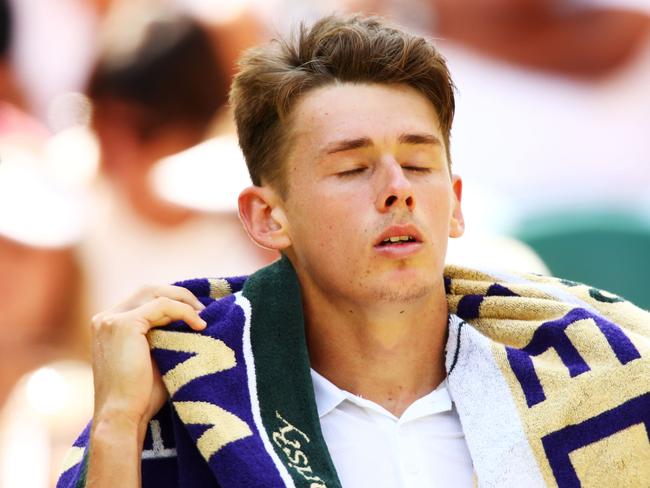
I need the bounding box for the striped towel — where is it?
[57,256,649,487]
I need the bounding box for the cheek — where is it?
[422,184,454,218]
[290,187,360,234]
[293,206,339,253]
[289,200,369,279]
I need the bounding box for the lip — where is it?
[374,240,423,259]
[373,224,424,259]
[374,224,424,247]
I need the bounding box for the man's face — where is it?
[278,82,464,305]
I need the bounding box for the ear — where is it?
[238,186,292,250]
[449,174,465,238]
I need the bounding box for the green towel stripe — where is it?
[243,256,342,488]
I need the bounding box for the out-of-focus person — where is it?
[82,6,275,313]
[0,138,93,488]
[6,0,263,127]
[438,0,650,218]
[426,0,649,78]
[0,230,87,405]
[0,128,90,406]
[87,7,229,227]
[433,0,650,78]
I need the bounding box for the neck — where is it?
[303,281,449,418]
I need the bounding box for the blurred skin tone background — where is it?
[0,0,648,485]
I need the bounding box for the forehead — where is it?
[288,82,443,149]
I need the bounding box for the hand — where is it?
[90,285,206,435]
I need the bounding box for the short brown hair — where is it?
[230,14,456,196]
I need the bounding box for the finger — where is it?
[115,285,205,313]
[150,285,205,311]
[128,297,207,332]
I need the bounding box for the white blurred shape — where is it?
[446,181,549,273]
[150,135,251,213]
[444,36,650,217]
[44,125,100,189]
[26,368,69,415]
[1,412,49,488]
[178,0,251,24]
[47,92,94,133]
[576,0,650,14]
[0,361,94,488]
[0,149,87,248]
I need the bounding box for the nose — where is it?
[375,159,414,212]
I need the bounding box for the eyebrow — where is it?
[398,133,441,146]
[323,137,373,155]
[322,132,441,155]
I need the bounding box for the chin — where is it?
[370,282,433,303]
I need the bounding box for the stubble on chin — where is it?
[363,258,438,304]
[373,282,433,303]
[351,271,430,302]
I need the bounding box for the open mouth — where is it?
[374,225,423,250]
[377,235,418,246]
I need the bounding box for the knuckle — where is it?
[175,286,194,303]
[91,313,103,329]
[91,312,115,331]
[138,284,157,297]
[179,286,193,297]
[155,296,173,306]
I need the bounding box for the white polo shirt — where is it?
[311,369,474,487]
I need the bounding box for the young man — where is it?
[58,14,649,488]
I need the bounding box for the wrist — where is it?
[87,413,144,487]
[92,409,148,447]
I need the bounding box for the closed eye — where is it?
[403,165,432,173]
[337,167,368,177]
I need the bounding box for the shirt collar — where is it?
[310,314,462,420]
[310,369,454,421]
[311,368,347,418]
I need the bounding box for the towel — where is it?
[57,256,649,487]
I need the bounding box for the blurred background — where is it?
[0,0,648,485]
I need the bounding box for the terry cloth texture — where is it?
[57,257,649,488]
